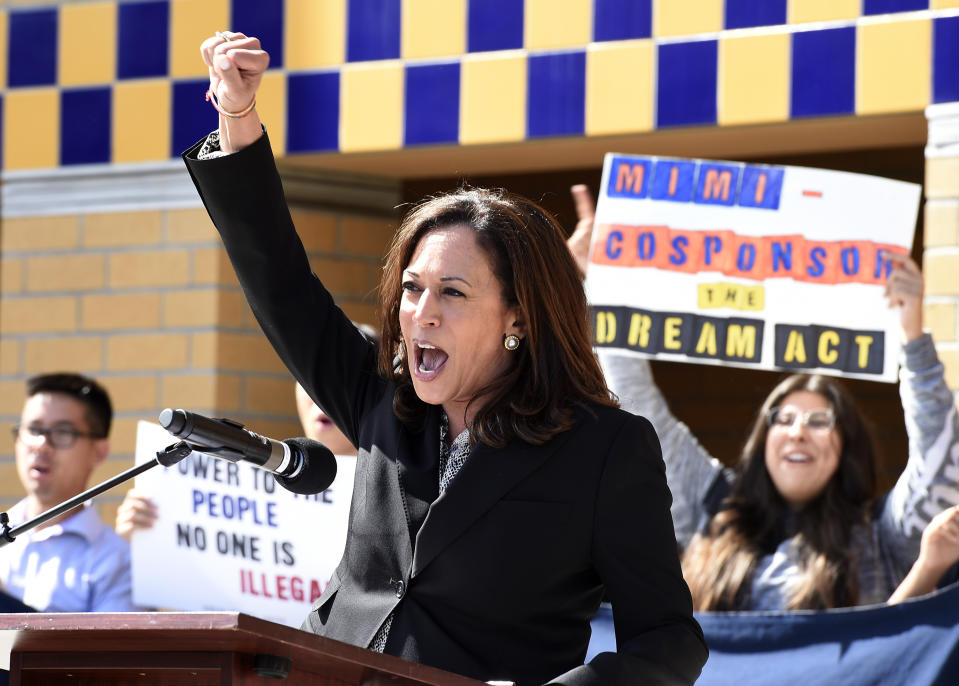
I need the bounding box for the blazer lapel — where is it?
[395,407,441,553]
[411,429,571,577]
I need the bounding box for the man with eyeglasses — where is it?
[0,372,137,612]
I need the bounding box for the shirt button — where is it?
[395,579,406,599]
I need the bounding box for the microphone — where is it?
[158,408,337,495]
[274,437,339,495]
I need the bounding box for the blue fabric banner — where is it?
[589,580,959,685]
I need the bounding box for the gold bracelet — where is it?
[205,89,256,119]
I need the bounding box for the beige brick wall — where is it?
[926,156,959,200]
[1,184,399,522]
[924,200,959,247]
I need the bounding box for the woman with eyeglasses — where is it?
[680,371,897,610]
[569,186,959,611]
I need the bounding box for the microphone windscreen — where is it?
[276,438,338,495]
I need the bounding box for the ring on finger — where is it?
[215,30,232,42]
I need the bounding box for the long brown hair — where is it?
[683,374,879,611]
[377,187,615,447]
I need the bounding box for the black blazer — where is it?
[184,133,707,686]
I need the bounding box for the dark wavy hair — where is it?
[377,187,615,448]
[682,373,879,611]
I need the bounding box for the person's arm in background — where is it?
[888,504,959,603]
[878,253,959,579]
[115,489,158,541]
[569,185,729,550]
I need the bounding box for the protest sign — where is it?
[130,420,355,628]
[585,154,921,382]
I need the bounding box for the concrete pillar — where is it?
[924,103,959,390]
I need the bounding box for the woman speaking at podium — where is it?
[181,31,706,686]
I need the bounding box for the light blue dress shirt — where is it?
[0,500,137,612]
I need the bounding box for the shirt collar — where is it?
[10,499,100,544]
[438,410,470,448]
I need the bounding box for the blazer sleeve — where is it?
[548,413,708,686]
[598,349,730,550]
[181,132,380,443]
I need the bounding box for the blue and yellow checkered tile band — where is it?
[1,0,958,170]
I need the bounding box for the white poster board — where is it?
[585,153,921,382]
[131,421,355,628]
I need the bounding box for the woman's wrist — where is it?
[218,112,264,153]
[901,321,924,343]
[910,554,950,591]
[889,563,937,603]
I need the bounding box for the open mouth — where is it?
[29,463,51,479]
[784,453,812,464]
[414,341,449,378]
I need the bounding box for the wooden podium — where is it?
[0,612,487,686]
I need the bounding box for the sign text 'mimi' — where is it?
[606,155,785,210]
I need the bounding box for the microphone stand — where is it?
[0,441,195,548]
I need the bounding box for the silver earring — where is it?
[504,334,521,351]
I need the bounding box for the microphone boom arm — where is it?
[0,441,194,548]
